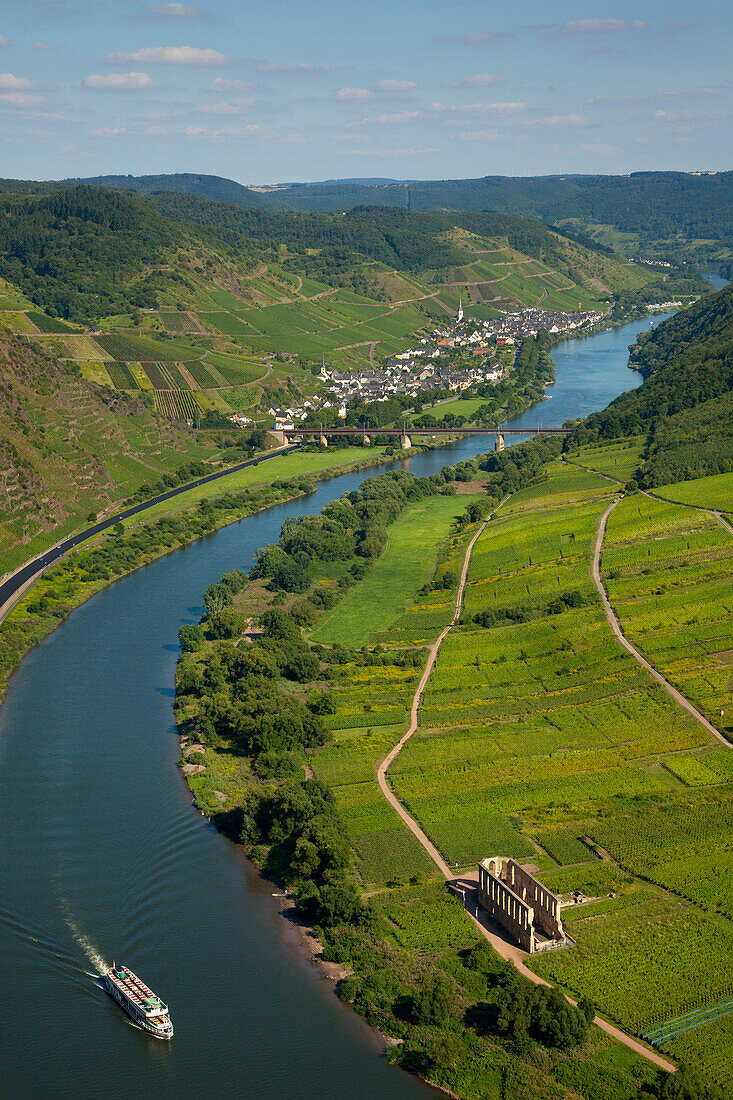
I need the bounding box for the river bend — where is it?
[0,315,669,1099]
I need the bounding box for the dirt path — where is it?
[376,518,489,878]
[375,505,676,1074]
[592,497,729,746]
[566,456,731,746]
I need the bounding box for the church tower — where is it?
[457,296,464,323]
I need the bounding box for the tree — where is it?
[178,623,205,652]
[412,976,454,1026]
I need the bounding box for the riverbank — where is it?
[0,304,703,1100]
[0,444,417,707]
[176,451,676,1099]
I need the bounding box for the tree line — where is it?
[568,285,733,486]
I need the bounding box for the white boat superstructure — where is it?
[104,964,173,1039]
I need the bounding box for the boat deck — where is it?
[108,967,168,1017]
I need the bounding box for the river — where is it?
[0,313,675,1099]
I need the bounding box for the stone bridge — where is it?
[271,425,570,452]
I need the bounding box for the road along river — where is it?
[0,314,670,1099]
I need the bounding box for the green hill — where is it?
[571,284,733,486]
[71,170,733,264]
[0,181,670,430]
[0,332,215,573]
[64,172,279,209]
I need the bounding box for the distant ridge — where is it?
[63,171,733,258]
[63,172,280,210]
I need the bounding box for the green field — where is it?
[603,491,733,733]
[571,438,646,483]
[653,469,733,512]
[115,446,389,530]
[311,494,469,647]
[307,449,733,1091]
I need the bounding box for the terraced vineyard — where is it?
[304,449,733,1092]
[310,507,481,887]
[602,488,733,735]
[0,276,434,422]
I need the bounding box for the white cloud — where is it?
[0,91,45,108]
[434,31,514,45]
[108,46,228,66]
[33,42,53,50]
[559,18,647,33]
[257,60,330,73]
[527,113,588,126]
[452,73,502,88]
[84,71,154,89]
[0,73,33,89]
[284,133,306,145]
[208,76,249,91]
[376,110,419,123]
[147,2,201,15]
[335,86,374,100]
[198,99,252,114]
[376,79,417,92]
[653,109,694,121]
[347,146,438,157]
[456,101,524,114]
[459,129,500,141]
[94,126,125,137]
[144,124,166,134]
[580,142,617,155]
[182,122,272,139]
[0,36,9,48]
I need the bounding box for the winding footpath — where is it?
[376,516,492,879]
[375,505,677,1074]
[592,498,729,746]
[566,455,731,746]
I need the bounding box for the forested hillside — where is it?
[0,180,655,324]
[0,186,181,319]
[73,170,733,263]
[0,180,666,425]
[65,172,276,210]
[570,285,733,486]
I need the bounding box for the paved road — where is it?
[0,446,295,620]
[375,502,677,1074]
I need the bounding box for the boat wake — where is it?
[58,896,109,976]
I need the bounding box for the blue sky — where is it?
[0,0,730,183]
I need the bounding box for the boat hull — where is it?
[103,974,173,1039]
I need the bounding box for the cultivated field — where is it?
[308,449,733,1091]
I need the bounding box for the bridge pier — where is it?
[319,434,328,447]
[400,434,412,450]
[269,429,287,447]
[362,433,371,446]
[494,432,505,452]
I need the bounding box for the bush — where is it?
[252,751,297,779]
[178,623,205,652]
[411,976,454,1026]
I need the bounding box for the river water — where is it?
[0,313,672,1099]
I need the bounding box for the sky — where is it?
[0,0,730,184]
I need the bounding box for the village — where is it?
[257,301,607,431]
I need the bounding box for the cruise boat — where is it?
[103,964,173,1039]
